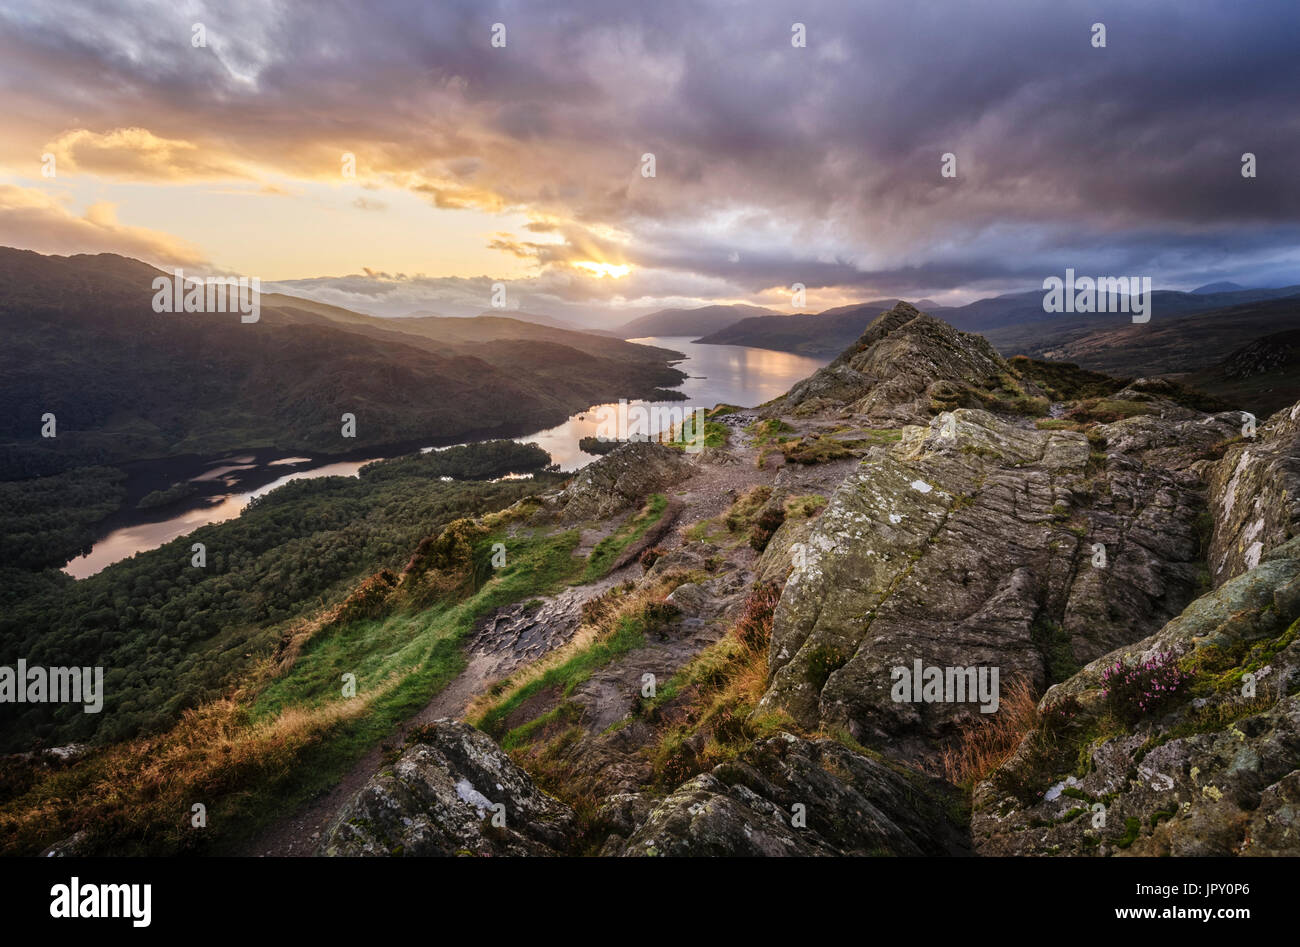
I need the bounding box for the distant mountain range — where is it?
[691,284,1300,377]
[0,248,685,479]
[938,284,1300,334]
[1191,281,1247,294]
[695,299,906,354]
[987,295,1300,416]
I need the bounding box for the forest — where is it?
[0,441,564,751]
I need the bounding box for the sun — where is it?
[573,261,632,279]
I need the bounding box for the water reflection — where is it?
[517,337,826,469]
[63,337,827,577]
[62,458,380,579]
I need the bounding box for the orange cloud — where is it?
[0,185,206,266]
[43,127,250,181]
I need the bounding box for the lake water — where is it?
[520,337,826,469]
[62,338,827,578]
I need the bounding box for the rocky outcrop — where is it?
[1207,401,1300,586]
[318,310,1300,860]
[772,302,1015,425]
[319,720,576,856]
[756,404,1240,765]
[602,731,969,856]
[318,721,971,859]
[972,536,1300,856]
[545,441,693,523]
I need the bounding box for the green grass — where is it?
[1067,398,1159,424]
[581,493,669,581]
[663,414,728,450]
[784,493,828,517]
[252,529,583,721]
[1034,418,1083,431]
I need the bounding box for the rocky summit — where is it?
[303,301,1300,858]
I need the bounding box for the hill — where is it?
[8,302,1300,861]
[1182,328,1300,417]
[617,304,780,339]
[695,286,1300,357]
[0,248,685,480]
[982,296,1300,415]
[695,299,905,356]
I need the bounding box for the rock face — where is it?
[973,536,1300,856]
[315,299,1300,859]
[756,403,1238,765]
[773,302,1014,424]
[602,731,969,856]
[318,719,970,859]
[547,441,693,523]
[1207,401,1300,586]
[319,720,576,856]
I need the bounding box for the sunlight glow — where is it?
[573,261,632,279]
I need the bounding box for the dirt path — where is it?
[240,563,639,855]
[242,413,778,856]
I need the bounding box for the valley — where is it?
[5,301,1297,859]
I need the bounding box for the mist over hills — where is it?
[694,299,906,354]
[616,303,781,338]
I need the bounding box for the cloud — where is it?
[1,0,1297,303]
[0,185,205,266]
[43,127,251,180]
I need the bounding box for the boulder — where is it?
[605,731,969,856]
[756,405,1235,765]
[319,719,576,856]
[1207,400,1300,586]
[972,537,1300,856]
[546,441,693,523]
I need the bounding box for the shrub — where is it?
[1100,652,1189,724]
[734,582,781,653]
[749,506,786,551]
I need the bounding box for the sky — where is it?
[1,0,1297,326]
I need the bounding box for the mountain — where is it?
[933,284,1300,333]
[1191,281,1247,294]
[617,303,780,339]
[471,309,596,332]
[981,296,1300,416]
[0,248,686,480]
[1182,327,1300,416]
[694,299,905,356]
[697,286,1300,357]
[9,301,1300,860]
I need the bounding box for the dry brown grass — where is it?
[0,664,392,856]
[940,676,1040,788]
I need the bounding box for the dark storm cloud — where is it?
[1,0,1296,300]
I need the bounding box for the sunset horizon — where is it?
[1,0,1297,921]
